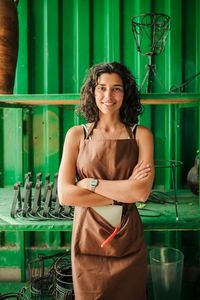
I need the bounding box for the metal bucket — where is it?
[54,254,74,300]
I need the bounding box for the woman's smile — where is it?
[102,101,116,107]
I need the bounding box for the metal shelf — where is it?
[0,187,199,231]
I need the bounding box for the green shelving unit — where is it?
[0,0,200,298]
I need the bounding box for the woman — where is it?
[58,62,154,300]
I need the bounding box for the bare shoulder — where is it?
[66,123,92,137]
[59,126,85,183]
[64,125,84,149]
[136,125,154,140]
[66,125,83,138]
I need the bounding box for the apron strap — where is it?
[85,122,96,139]
[126,124,137,139]
[132,124,138,137]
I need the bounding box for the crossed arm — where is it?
[58,125,154,207]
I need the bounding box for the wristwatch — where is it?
[90,179,98,192]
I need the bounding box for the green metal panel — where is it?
[32,106,60,178]
[91,0,105,65]
[14,0,29,94]
[7,0,199,186]
[174,104,181,188]
[28,0,44,93]
[61,0,75,92]
[43,0,60,94]
[196,0,200,93]
[182,0,197,92]
[3,109,23,185]
[104,0,121,62]
[17,231,26,281]
[73,0,90,92]
[180,106,198,188]
[12,0,200,94]
[22,108,33,176]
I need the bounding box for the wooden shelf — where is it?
[0,93,199,107]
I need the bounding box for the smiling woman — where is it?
[58,62,154,300]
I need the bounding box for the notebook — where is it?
[92,205,123,227]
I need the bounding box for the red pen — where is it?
[101,226,120,248]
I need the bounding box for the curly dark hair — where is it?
[76,62,143,125]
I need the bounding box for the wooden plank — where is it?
[0,98,199,106]
[142,99,200,104]
[0,100,80,106]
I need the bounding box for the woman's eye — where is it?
[98,86,104,91]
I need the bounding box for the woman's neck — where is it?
[97,114,122,131]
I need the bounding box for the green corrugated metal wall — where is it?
[0,0,198,187]
[14,0,200,94]
[0,0,199,283]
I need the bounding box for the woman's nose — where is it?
[105,89,112,99]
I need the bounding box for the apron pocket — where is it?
[77,206,144,257]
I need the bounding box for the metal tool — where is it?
[43,173,50,201]
[22,172,31,201]
[11,172,74,221]
[22,182,32,217]
[32,181,42,216]
[10,182,22,218]
[43,182,53,217]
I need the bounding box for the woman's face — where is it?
[94,73,124,117]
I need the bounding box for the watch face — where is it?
[91,179,98,191]
[92,179,98,186]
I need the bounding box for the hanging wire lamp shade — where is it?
[131,13,171,92]
[131,13,171,56]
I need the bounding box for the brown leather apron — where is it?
[71,123,147,300]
